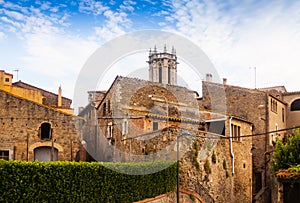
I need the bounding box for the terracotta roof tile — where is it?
[276,169,300,179]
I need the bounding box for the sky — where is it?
[1,0,300,109]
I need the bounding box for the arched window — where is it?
[291,99,300,111]
[159,65,162,83]
[40,123,52,140]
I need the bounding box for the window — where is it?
[153,122,158,131]
[254,172,262,193]
[282,108,285,122]
[40,123,51,140]
[122,120,128,135]
[271,98,277,113]
[168,67,171,84]
[231,124,241,141]
[103,102,106,115]
[159,66,162,83]
[107,100,111,113]
[291,99,300,111]
[0,150,9,160]
[107,123,113,145]
[5,78,9,82]
[107,123,113,138]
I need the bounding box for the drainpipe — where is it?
[229,116,234,175]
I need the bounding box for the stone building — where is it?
[0,70,73,114]
[78,47,254,202]
[0,70,80,161]
[200,74,300,202]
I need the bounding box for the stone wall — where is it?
[95,76,200,161]
[80,76,253,202]
[282,92,300,128]
[0,90,80,161]
[200,81,268,201]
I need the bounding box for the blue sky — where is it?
[1,0,300,108]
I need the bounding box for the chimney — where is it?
[205,73,212,82]
[223,78,227,85]
[58,85,62,107]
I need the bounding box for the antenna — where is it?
[13,69,19,81]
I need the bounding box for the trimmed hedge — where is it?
[0,160,177,202]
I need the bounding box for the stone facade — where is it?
[79,74,253,202]
[178,117,253,203]
[0,70,73,114]
[282,91,300,128]
[200,77,300,203]
[0,89,81,161]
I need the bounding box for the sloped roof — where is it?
[276,169,300,180]
[259,86,287,93]
[13,80,72,102]
[0,89,77,117]
[96,75,199,109]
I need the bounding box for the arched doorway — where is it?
[34,146,58,161]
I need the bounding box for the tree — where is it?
[272,129,300,171]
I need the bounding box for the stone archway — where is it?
[29,142,64,161]
[34,146,58,161]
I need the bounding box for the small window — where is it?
[107,100,111,113]
[159,66,162,83]
[271,98,278,113]
[0,150,9,160]
[122,120,128,135]
[168,67,171,84]
[103,102,106,115]
[153,122,158,131]
[40,123,52,140]
[231,124,241,141]
[243,163,246,168]
[5,78,9,82]
[282,108,285,122]
[107,123,113,138]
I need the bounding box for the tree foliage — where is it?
[272,129,300,171]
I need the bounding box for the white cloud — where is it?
[90,5,132,42]
[20,32,99,99]
[0,31,5,40]
[163,0,300,90]
[0,2,69,36]
[78,0,109,15]
[143,0,156,5]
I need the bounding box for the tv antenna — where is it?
[13,69,19,81]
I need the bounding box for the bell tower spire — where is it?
[147,45,178,85]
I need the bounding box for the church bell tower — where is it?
[148,45,178,85]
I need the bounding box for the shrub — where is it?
[272,129,300,171]
[204,159,211,175]
[0,160,177,202]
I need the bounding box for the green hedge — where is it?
[0,160,177,202]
